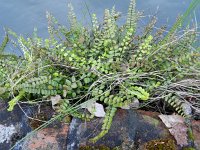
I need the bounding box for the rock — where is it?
[0,124,17,144]
[15,105,69,150]
[66,109,175,150]
[159,114,188,147]
[158,114,200,149]
[2,98,200,150]
[66,110,200,150]
[0,101,32,150]
[192,120,200,149]
[19,123,69,150]
[0,101,69,150]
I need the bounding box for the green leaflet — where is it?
[7,91,25,111]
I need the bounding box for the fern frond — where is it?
[90,106,117,143]
[164,93,192,117]
[18,36,33,62]
[143,16,157,37]
[46,11,58,37]
[126,0,137,31]
[67,3,78,31]
[16,76,49,89]
[92,14,100,38]
[0,33,9,52]
[159,0,200,45]
[111,6,121,21]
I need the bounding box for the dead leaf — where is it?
[159,114,188,147]
[50,95,62,110]
[81,101,105,117]
[89,102,105,117]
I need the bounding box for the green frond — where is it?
[111,6,121,21]
[0,33,9,52]
[92,14,99,37]
[159,0,200,45]
[46,11,58,37]
[103,9,112,38]
[164,93,192,117]
[18,36,33,62]
[90,106,117,143]
[67,3,78,31]
[126,0,137,32]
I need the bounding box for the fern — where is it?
[46,11,58,38]
[164,93,192,117]
[90,106,117,143]
[126,0,137,31]
[0,33,9,52]
[91,14,99,37]
[67,3,78,31]
[158,0,200,47]
[1,0,199,145]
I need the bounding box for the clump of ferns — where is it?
[0,0,199,144]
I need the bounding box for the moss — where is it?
[143,139,176,150]
[79,145,110,150]
[187,128,195,141]
[112,147,120,150]
[112,141,135,150]
[62,115,72,123]
[142,115,159,127]
[183,147,196,150]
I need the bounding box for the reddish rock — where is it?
[21,123,69,150]
[0,101,69,150]
[67,109,175,149]
[67,110,200,149]
[2,97,200,150]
